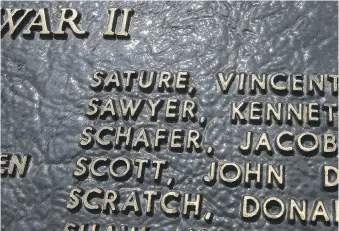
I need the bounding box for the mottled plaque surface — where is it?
[1,2,338,231]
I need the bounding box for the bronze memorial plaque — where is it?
[1,1,338,231]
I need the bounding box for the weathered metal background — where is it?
[1,1,338,231]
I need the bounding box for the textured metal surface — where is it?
[1,1,338,231]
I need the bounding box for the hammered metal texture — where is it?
[1,2,338,231]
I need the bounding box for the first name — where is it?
[1,8,133,38]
